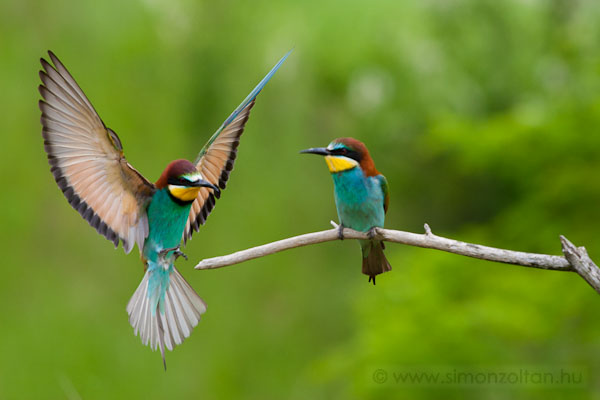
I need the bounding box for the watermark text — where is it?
[370,366,586,387]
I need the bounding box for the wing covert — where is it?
[39,51,155,254]
[377,174,389,214]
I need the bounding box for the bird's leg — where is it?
[174,250,188,261]
[159,246,178,258]
[337,223,345,240]
[159,246,188,261]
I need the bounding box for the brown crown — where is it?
[155,159,198,189]
[333,137,379,177]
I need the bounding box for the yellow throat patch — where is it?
[168,185,202,202]
[325,155,358,173]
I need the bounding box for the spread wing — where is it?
[183,50,291,242]
[39,51,155,254]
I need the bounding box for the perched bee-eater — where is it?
[301,138,391,284]
[39,50,289,367]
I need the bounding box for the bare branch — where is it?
[195,225,571,271]
[560,236,600,294]
[194,224,600,293]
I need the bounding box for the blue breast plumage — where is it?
[332,167,385,232]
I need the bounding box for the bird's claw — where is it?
[337,224,345,240]
[159,246,187,261]
[173,250,188,261]
[367,227,378,240]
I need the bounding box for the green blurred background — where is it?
[1,0,600,398]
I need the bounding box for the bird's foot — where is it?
[159,246,188,261]
[367,227,378,240]
[368,275,376,285]
[173,250,188,261]
[337,224,345,240]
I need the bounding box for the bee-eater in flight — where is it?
[301,138,391,284]
[39,50,289,368]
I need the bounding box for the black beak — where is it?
[192,179,220,194]
[299,147,330,156]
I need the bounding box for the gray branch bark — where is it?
[560,235,600,294]
[195,223,600,293]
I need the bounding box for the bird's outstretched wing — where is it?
[39,51,155,254]
[183,50,291,242]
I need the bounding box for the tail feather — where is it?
[126,266,207,368]
[156,312,166,370]
[361,240,392,285]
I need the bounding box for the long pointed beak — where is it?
[192,179,220,194]
[300,147,330,156]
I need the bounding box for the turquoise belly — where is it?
[331,168,385,232]
[143,189,193,263]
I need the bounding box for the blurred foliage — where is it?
[1,0,600,398]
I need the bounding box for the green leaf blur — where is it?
[1,0,599,398]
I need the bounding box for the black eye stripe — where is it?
[167,176,191,186]
[331,148,361,162]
